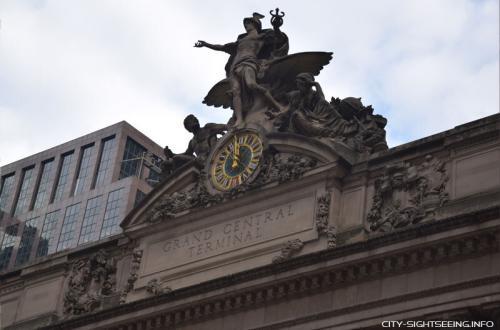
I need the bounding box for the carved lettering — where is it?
[144,197,316,275]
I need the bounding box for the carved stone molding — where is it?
[272,239,304,263]
[0,283,24,295]
[63,249,116,317]
[315,192,336,248]
[41,206,500,329]
[94,232,498,330]
[119,249,143,304]
[367,154,449,232]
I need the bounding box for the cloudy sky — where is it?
[0,0,498,166]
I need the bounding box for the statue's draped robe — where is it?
[287,90,349,138]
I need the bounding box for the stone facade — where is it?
[0,113,497,329]
[1,10,499,330]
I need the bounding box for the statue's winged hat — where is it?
[243,12,265,32]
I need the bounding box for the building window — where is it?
[147,168,161,187]
[36,210,60,257]
[145,152,162,187]
[78,196,102,245]
[53,152,74,202]
[0,174,16,212]
[57,203,81,252]
[134,190,146,207]
[100,188,123,238]
[0,224,19,270]
[74,145,95,195]
[95,136,116,187]
[15,217,41,266]
[33,160,54,210]
[13,167,35,216]
[119,138,146,179]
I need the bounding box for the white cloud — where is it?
[0,0,498,165]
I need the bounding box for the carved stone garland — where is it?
[63,249,116,317]
[315,192,336,248]
[148,154,317,223]
[119,250,143,304]
[367,155,449,232]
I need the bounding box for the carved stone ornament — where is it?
[120,249,143,304]
[63,249,116,317]
[367,155,449,232]
[148,153,317,223]
[146,278,172,296]
[226,153,318,197]
[272,239,304,263]
[147,184,223,222]
[263,154,318,184]
[315,192,336,248]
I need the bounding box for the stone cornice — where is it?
[357,113,499,171]
[43,205,500,329]
[253,275,500,330]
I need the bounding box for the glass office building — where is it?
[0,121,163,272]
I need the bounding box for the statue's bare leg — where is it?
[243,68,285,113]
[229,75,244,127]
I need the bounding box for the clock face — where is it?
[210,131,263,191]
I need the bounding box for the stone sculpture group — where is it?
[162,9,389,180]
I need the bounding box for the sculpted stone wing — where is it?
[203,78,232,109]
[202,52,333,110]
[262,51,333,94]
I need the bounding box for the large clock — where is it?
[209,130,264,191]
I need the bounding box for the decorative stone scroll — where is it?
[315,192,336,248]
[367,155,449,232]
[63,249,116,317]
[146,279,172,296]
[272,239,304,263]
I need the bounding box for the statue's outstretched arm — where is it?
[194,40,236,54]
[213,123,228,133]
[194,40,235,54]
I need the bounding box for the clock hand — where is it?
[231,135,239,169]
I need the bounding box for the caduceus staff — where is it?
[269,8,285,57]
[270,8,285,29]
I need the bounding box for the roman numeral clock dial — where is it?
[209,131,264,191]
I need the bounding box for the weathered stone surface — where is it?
[19,278,62,320]
[453,148,500,198]
[142,194,316,277]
